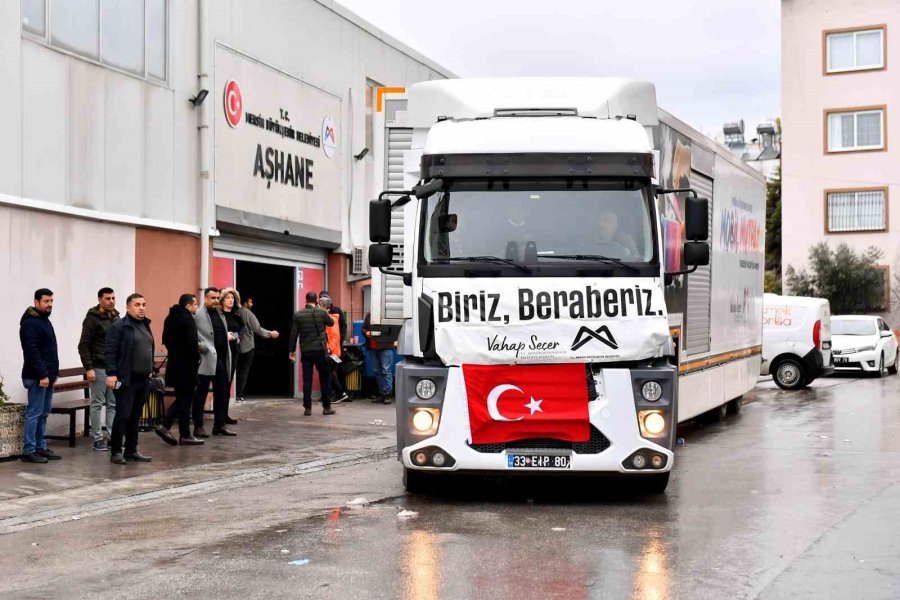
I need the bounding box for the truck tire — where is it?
[704,403,728,423]
[889,351,899,375]
[727,396,743,414]
[638,472,670,494]
[773,358,806,390]
[403,468,435,494]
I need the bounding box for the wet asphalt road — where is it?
[3,374,900,599]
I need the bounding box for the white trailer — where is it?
[367,79,765,492]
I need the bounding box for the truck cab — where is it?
[365,79,754,494]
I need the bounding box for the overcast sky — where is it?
[335,0,780,138]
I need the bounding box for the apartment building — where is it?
[782,0,898,314]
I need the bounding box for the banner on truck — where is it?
[424,277,670,366]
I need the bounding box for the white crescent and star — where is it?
[486,384,544,421]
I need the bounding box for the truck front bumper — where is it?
[395,362,676,476]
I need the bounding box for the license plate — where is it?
[835,357,848,364]
[507,453,571,469]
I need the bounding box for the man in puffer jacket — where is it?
[19,288,60,464]
[77,287,120,451]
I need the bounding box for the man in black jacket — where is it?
[105,293,155,465]
[289,292,334,416]
[77,287,120,451]
[156,294,204,446]
[19,288,61,464]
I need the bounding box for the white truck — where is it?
[366,79,765,493]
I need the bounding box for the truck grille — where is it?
[468,426,611,455]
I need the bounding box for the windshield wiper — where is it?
[432,255,532,275]
[536,254,641,274]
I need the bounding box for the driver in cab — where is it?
[597,209,639,258]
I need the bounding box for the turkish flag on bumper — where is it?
[463,364,590,444]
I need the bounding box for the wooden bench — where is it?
[47,367,91,447]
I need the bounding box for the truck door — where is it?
[685,171,713,355]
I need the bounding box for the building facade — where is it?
[0,0,452,403]
[782,0,898,314]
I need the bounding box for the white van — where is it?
[761,294,833,389]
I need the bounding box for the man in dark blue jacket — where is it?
[105,293,155,465]
[19,288,61,464]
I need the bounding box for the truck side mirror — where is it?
[368,243,394,267]
[685,197,709,241]
[369,199,392,243]
[684,241,710,267]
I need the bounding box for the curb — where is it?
[1,444,396,535]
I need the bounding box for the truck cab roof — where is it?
[422,116,653,156]
[407,78,660,127]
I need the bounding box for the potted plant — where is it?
[0,374,25,459]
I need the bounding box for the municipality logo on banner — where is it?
[424,277,669,366]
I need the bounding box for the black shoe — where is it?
[371,396,385,403]
[303,407,312,416]
[382,396,394,405]
[194,428,210,438]
[154,426,179,446]
[179,436,205,445]
[110,453,127,465]
[36,448,62,460]
[225,416,238,425]
[124,452,153,463]
[212,427,237,436]
[323,408,336,415]
[20,452,48,464]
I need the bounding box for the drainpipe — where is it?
[198,0,211,289]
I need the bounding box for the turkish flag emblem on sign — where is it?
[463,364,590,444]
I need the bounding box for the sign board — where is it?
[423,277,669,366]
[214,46,342,235]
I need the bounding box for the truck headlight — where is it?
[641,381,663,402]
[415,378,436,399]
[411,408,440,435]
[639,410,666,437]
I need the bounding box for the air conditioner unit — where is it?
[350,246,370,276]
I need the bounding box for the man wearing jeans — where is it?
[77,287,120,451]
[362,311,396,404]
[288,292,334,416]
[19,288,61,464]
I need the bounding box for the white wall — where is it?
[0,206,136,404]
[0,1,201,231]
[209,0,453,252]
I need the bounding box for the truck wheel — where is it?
[774,358,806,390]
[889,351,899,375]
[705,403,728,423]
[403,468,435,494]
[637,472,670,494]
[727,396,743,414]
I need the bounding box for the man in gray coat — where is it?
[192,288,235,437]
[235,295,279,403]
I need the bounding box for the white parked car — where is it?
[761,294,833,390]
[831,315,898,376]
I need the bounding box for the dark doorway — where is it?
[236,260,294,398]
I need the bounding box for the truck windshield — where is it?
[422,181,656,266]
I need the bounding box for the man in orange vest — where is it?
[319,296,350,403]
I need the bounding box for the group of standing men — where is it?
[17,284,361,466]
[17,285,286,465]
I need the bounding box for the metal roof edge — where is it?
[659,109,768,183]
[314,0,457,79]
